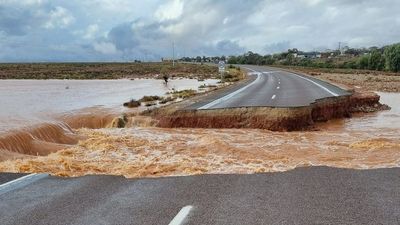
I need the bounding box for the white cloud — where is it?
[155,0,183,21]
[93,41,118,54]
[0,0,48,5]
[302,0,323,6]
[44,6,75,29]
[83,24,99,39]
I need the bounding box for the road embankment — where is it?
[149,90,389,131]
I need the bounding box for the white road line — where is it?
[169,205,193,225]
[198,67,261,109]
[276,86,280,89]
[0,173,48,195]
[291,73,339,96]
[271,95,276,100]
[262,71,280,74]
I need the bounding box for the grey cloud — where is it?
[1,0,400,62]
[264,42,291,54]
[0,6,41,35]
[107,23,139,51]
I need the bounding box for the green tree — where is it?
[227,56,238,64]
[368,50,384,71]
[384,43,400,72]
[357,55,370,69]
[283,54,295,65]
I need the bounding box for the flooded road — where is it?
[0,79,218,132]
[0,79,218,160]
[0,89,398,177]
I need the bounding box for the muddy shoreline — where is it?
[147,67,391,131]
[0,71,391,160]
[0,69,398,178]
[150,90,389,131]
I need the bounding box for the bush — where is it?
[171,89,197,99]
[357,55,370,69]
[159,96,175,104]
[123,99,141,108]
[368,50,385,70]
[139,95,161,102]
[384,43,400,72]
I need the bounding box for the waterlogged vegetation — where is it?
[123,91,198,108]
[123,99,141,108]
[0,62,218,80]
[139,95,162,102]
[223,65,245,82]
[199,84,218,89]
[170,89,197,99]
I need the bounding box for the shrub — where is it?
[159,96,175,104]
[384,43,400,72]
[358,55,370,69]
[171,89,197,99]
[139,95,161,102]
[368,50,385,71]
[123,99,141,108]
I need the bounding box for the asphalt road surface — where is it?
[194,65,350,110]
[1,167,400,225]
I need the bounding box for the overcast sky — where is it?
[0,0,399,62]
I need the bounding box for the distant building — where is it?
[295,52,321,59]
[161,58,173,62]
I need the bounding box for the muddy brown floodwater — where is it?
[0,78,219,160]
[0,90,398,178]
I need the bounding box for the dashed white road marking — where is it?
[271,95,276,100]
[276,86,280,89]
[198,67,261,109]
[169,205,193,225]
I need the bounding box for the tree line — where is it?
[226,43,400,73]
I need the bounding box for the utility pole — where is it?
[172,41,175,67]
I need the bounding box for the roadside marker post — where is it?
[218,61,225,82]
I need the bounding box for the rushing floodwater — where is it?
[0,79,399,176]
[0,79,218,132]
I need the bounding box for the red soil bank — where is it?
[153,91,388,131]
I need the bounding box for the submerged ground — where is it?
[0,64,399,177]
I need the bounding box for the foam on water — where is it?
[0,78,398,177]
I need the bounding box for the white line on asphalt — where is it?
[271,95,276,100]
[0,174,37,188]
[198,67,261,109]
[291,73,339,96]
[276,86,280,89]
[262,71,280,74]
[0,173,48,195]
[169,205,193,225]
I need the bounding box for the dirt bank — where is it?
[150,90,389,131]
[279,66,400,92]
